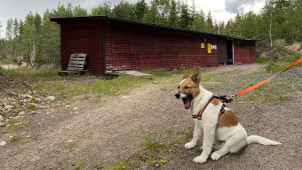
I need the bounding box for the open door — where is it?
[226,40,233,65]
[218,37,227,63]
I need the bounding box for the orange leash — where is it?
[236,57,302,97]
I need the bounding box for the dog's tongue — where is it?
[184,96,192,109]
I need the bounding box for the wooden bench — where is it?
[58,53,87,75]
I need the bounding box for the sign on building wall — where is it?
[207,43,211,53]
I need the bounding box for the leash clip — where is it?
[214,95,234,104]
[229,94,238,100]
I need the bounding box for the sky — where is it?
[0,0,266,38]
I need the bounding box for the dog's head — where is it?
[175,68,201,109]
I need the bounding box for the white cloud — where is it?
[194,0,235,23]
[0,0,266,38]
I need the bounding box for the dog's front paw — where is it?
[184,142,196,149]
[193,155,208,164]
[211,151,222,161]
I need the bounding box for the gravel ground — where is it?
[0,63,301,169]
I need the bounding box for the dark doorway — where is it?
[226,40,233,65]
[218,37,227,63]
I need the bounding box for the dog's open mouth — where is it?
[182,94,193,109]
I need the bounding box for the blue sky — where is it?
[0,0,266,38]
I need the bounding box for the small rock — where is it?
[35,98,42,102]
[19,111,25,116]
[0,140,6,146]
[0,122,6,127]
[9,136,14,138]
[68,139,73,143]
[4,105,14,110]
[11,92,18,96]
[72,107,79,111]
[47,96,55,101]
[25,94,33,99]
[0,115,3,121]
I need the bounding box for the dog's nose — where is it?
[175,92,180,99]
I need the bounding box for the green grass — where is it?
[1,57,16,64]
[10,136,20,142]
[75,162,83,169]
[68,142,78,148]
[26,103,37,111]
[103,160,128,170]
[4,118,29,131]
[256,53,302,73]
[0,68,173,103]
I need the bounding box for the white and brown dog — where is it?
[175,68,281,163]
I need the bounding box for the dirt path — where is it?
[1,63,301,169]
[1,78,189,169]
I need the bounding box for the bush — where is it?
[285,37,295,45]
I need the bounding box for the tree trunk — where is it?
[270,10,272,47]
[30,40,36,68]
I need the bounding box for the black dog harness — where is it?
[192,95,232,120]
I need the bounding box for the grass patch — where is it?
[1,68,172,104]
[26,103,37,111]
[135,130,168,167]
[174,66,207,75]
[91,161,103,169]
[4,118,29,131]
[68,142,78,148]
[1,57,17,64]
[10,136,20,142]
[103,160,128,170]
[75,162,83,169]
[32,70,59,78]
[33,73,163,99]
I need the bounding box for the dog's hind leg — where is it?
[211,130,247,161]
[212,140,224,151]
[185,122,202,149]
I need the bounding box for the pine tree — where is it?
[135,0,147,21]
[91,2,112,16]
[189,10,206,31]
[179,2,191,29]
[73,5,88,17]
[112,1,136,20]
[205,11,214,33]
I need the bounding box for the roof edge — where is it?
[50,16,259,41]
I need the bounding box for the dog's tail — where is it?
[247,135,281,145]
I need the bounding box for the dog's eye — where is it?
[178,86,180,89]
[184,86,189,89]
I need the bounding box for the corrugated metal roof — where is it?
[50,16,258,41]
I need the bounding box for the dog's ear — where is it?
[191,68,201,84]
[183,71,190,79]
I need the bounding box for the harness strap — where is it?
[192,96,226,120]
[192,96,214,120]
[219,104,226,117]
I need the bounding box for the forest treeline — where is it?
[0,0,301,66]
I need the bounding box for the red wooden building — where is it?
[51,16,256,75]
